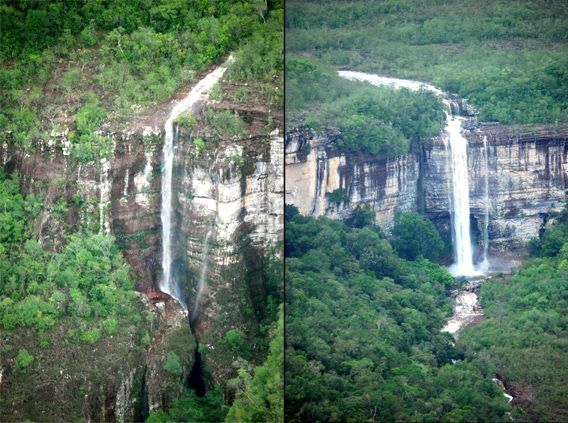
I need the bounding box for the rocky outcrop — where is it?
[285,123,568,251]
[285,127,419,228]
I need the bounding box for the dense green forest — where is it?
[0,0,282,161]
[286,0,568,125]
[459,201,568,422]
[285,205,512,422]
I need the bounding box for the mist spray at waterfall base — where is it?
[159,57,233,309]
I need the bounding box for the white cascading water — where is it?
[160,56,233,308]
[338,70,482,276]
[190,228,213,322]
[443,114,476,276]
[441,290,483,337]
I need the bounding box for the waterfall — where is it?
[443,110,476,276]
[337,70,484,277]
[190,228,213,323]
[160,57,233,307]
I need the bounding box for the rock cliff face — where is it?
[0,88,283,418]
[172,101,283,385]
[285,128,419,228]
[285,124,568,252]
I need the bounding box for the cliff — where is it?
[0,79,283,420]
[285,123,568,253]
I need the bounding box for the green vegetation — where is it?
[15,348,34,370]
[163,351,183,377]
[174,113,197,131]
[392,212,445,261]
[226,307,284,423]
[0,0,280,158]
[287,57,445,155]
[459,200,568,421]
[205,109,247,139]
[0,170,140,339]
[226,6,283,108]
[285,204,511,422]
[286,0,568,125]
[326,188,349,205]
[147,387,227,423]
[193,137,206,154]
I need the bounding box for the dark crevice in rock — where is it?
[136,369,149,422]
[186,347,206,397]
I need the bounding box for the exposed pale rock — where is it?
[286,124,568,248]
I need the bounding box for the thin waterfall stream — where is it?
[481,136,490,271]
[190,227,213,323]
[160,57,233,309]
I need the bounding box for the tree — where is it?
[163,351,183,376]
[345,205,375,228]
[391,212,444,261]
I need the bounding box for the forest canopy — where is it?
[286,0,568,125]
[286,56,445,156]
[285,205,511,422]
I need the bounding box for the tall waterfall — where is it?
[190,228,213,322]
[443,113,476,276]
[338,70,484,277]
[160,57,233,307]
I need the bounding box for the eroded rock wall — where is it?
[285,124,568,250]
[285,128,419,228]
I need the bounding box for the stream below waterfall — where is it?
[442,275,515,406]
[441,277,485,338]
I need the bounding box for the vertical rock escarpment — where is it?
[286,124,568,251]
[285,127,419,228]
[172,121,284,385]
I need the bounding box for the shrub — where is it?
[174,113,196,130]
[16,348,34,370]
[205,109,246,138]
[193,138,205,154]
[80,327,101,344]
[163,351,183,376]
